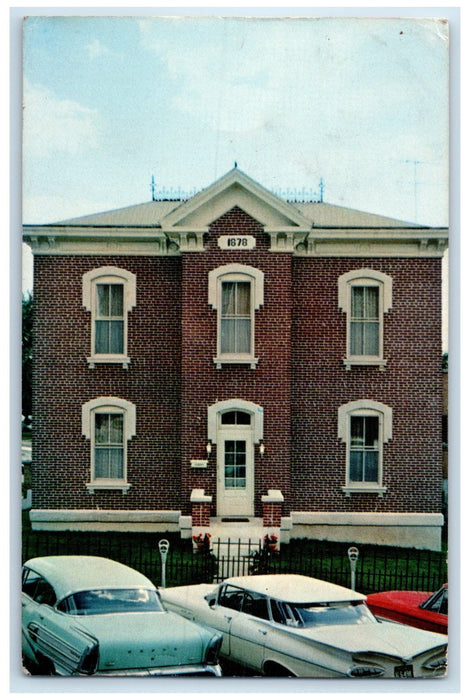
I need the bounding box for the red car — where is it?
[367,584,447,634]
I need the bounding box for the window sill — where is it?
[86,482,131,494]
[343,358,387,371]
[87,355,131,369]
[213,355,259,370]
[342,485,387,497]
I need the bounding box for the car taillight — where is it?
[80,644,99,675]
[422,656,447,673]
[347,665,385,678]
[205,635,222,665]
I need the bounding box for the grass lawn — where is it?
[22,512,447,593]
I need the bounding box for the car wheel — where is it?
[263,661,295,677]
[35,654,56,676]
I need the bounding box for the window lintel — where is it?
[82,266,136,312]
[338,268,392,313]
[208,263,264,310]
[338,400,393,444]
[82,397,136,441]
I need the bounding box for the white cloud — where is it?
[85,39,112,61]
[137,17,447,147]
[23,80,100,159]
[138,19,285,133]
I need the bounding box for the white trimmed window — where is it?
[82,267,136,368]
[338,269,392,370]
[82,397,136,493]
[338,400,392,496]
[208,264,264,369]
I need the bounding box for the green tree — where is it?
[22,293,33,424]
[442,352,448,372]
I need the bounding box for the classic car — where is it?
[159,574,447,678]
[367,584,448,634]
[22,556,222,676]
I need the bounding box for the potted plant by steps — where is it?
[192,533,216,583]
[249,534,279,575]
[265,533,278,551]
[193,532,211,554]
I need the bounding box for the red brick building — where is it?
[23,169,448,549]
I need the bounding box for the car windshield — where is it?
[422,587,448,615]
[287,601,376,627]
[59,588,164,615]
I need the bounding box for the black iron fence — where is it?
[21,530,447,594]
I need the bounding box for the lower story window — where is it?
[94,413,124,479]
[349,415,379,483]
[338,400,392,496]
[82,397,136,493]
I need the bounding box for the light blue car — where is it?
[22,555,222,676]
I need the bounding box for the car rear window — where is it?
[58,588,164,615]
[290,601,376,627]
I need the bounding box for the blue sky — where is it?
[23,14,449,227]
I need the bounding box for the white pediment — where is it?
[160,168,312,231]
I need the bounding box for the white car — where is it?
[160,574,447,678]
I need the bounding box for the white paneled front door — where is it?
[216,412,254,516]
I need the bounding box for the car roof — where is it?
[223,574,365,604]
[24,556,155,601]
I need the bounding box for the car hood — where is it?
[76,610,208,671]
[288,620,447,661]
[367,590,430,611]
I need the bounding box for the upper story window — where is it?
[95,283,124,354]
[82,267,136,368]
[338,269,392,370]
[350,285,379,355]
[338,399,392,496]
[82,396,136,493]
[208,264,264,369]
[221,281,251,354]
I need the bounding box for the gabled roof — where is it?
[56,200,179,227]
[294,202,418,228]
[159,167,312,231]
[23,168,448,258]
[52,168,417,230]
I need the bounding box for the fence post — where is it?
[347,546,359,591]
[158,539,170,588]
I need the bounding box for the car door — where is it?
[213,584,246,657]
[22,567,97,674]
[22,567,45,663]
[226,590,270,671]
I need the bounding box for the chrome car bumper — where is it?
[96,663,222,677]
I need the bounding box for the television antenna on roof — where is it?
[150,174,157,202]
[404,159,424,222]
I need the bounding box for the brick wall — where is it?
[180,207,292,516]
[32,255,182,510]
[31,217,443,518]
[291,257,443,513]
